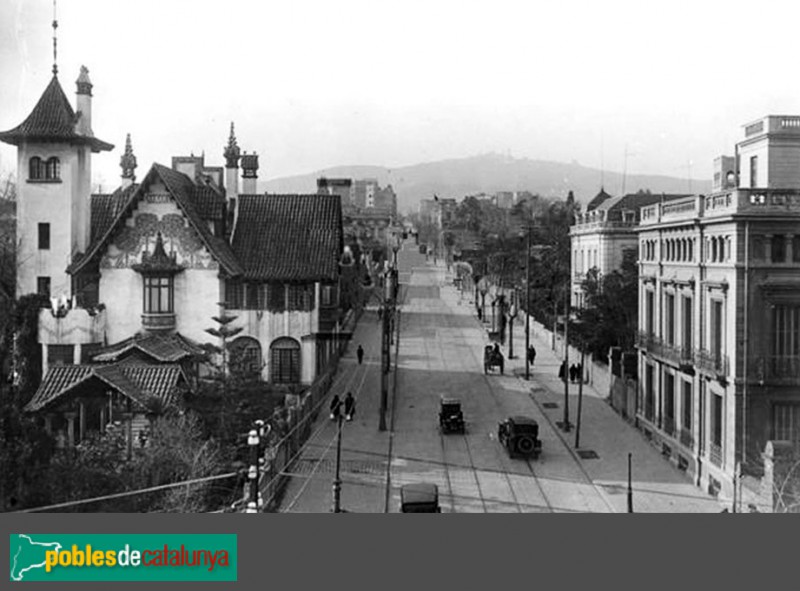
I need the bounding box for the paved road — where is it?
[276,241,723,513]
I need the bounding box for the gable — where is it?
[69,163,242,277]
[99,182,219,272]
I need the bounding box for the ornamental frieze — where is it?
[100,212,218,270]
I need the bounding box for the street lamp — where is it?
[246,428,260,513]
[332,414,345,512]
[508,295,518,359]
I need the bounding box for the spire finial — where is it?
[52,0,58,75]
[120,133,137,181]
[223,121,241,168]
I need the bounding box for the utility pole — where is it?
[525,227,531,380]
[575,337,585,448]
[332,414,343,513]
[562,288,571,432]
[627,453,634,513]
[379,259,396,432]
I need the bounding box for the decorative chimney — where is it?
[120,133,137,188]
[241,152,259,194]
[75,65,93,137]
[223,122,240,202]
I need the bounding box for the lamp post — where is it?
[627,453,634,513]
[479,282,488,323]
[562,287,571,433]
[246,428,260,513]
[332,414,344,512]
[379,268,391,432]
[525,228,531,380]
[508,296,518,359]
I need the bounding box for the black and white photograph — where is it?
[3,0,800,522]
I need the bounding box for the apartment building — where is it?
[635,115,800,502]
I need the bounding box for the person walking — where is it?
[559,361,567,382]
[357,345,364,365]
[330,394,342,420]
[527,345,536,368]
[576,362,583,384]
[569,363,578,383]
[344,392,356,422]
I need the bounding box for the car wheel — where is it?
[516,436,535,455]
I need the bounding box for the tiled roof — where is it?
[92,332,206,363]
[25,363,186,413]
[194,184,225,222]
[69,163,242,276]
[232,194,343,281]
[90,185,137,242]
[586,188,613,212]
[611,192,693,211]
[24,365,94,412]
[0,75,113,152]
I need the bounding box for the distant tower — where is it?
[241,152,259,194]
[223,122,240,202]
[0,15,113,298]
[120,133,137,187]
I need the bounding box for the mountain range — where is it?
[262,153,711,213]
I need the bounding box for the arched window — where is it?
[270,337,301,384]
[29,156,43,180]
[229,336,262,378]
[45,157,60,180]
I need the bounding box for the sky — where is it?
[2,0,800,192]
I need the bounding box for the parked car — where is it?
[439,397,465,434]
[400,483,441,513]
[498,416,542,459]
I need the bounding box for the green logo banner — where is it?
[9,534,237,582]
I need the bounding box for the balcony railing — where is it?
[695,349,729,378]
[636,332,695,369]
[709,442,723,467]
[663,416,676,437]
[679,428,694,450]
[749,355,800,383]
[141,312,176,332]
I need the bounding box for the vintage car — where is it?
[400,483,441,513]
[439,397,465,434]
[498,416,542,459]
[484,345,504,374]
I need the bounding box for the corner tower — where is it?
[0,67,113,299]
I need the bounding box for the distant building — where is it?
[495,191,514,209]
[317,177,354,206]
[635,115,800,505]
[570,189,691,308]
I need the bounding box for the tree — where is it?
[575,250,638,361]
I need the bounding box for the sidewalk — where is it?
[437,261,724,513]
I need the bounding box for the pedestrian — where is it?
[559,361,567,382]
[527,345,537,367]
[576,362,583,384]
[344,392,356,421]
[569,364,578,383]
[330,394,342,420]
[477,307,483,321]
[357,344,364,365]
[493,342,501,357]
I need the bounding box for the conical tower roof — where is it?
[0,75,113,152]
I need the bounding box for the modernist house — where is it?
[0,68,352,449]
[635,115,800,502]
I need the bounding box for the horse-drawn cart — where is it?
[484,345,504,375]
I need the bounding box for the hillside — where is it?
[262,153,711,213]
